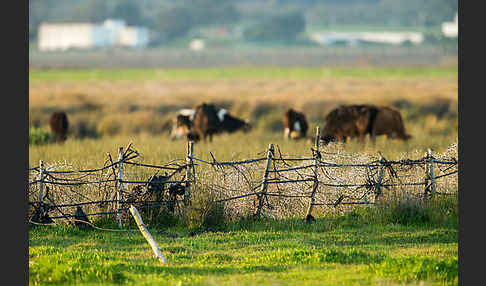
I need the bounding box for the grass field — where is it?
[29,65,458,285]
[29,210,458,286]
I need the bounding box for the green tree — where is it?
[110,0,144,26]
[243,11,306,43]
[150,7,194,44]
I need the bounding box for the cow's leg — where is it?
[284,128,290,140]
[370,129,377,145]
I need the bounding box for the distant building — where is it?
[442,13,458,38]
[310,31,424,46]
[38,19,150,51]
[190,39,205,52]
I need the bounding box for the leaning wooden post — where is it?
[39,160,45,203]
[117,147,124,229]
[185,141,195,206]
[374,152,385,203]
[305,127,321,223]
[428,148,436,197]
[254,143,274,219]
[129,205,167,264]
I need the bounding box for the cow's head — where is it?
[243,119,252,133]
[186,132,201,142]
[321,134,337,145]
[170,114,192,141]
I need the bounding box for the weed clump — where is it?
[370,256,458,285]
[183,188,227,231]
[340,194,458,227]
[29,127,55,145]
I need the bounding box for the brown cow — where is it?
[321,104,377,144]
[282,108,309,140]
[191,103,252,142]
[49,112,69,142]
[369,106,412,143]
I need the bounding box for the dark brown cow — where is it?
[191,103,252,142]
[369,106,412,143]
[49,112,69,142]
[282,108,309,140]
[321,104,376,144]
[321,104,411,144]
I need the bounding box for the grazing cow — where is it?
[170,109,196,141]
[191,103,252,142]
[369,106,412,143]
[282,108,309,140]
[321,104,411,145]
[321,104,377,144]
[49,112,69,142]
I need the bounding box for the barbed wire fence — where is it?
[28,128,458,229]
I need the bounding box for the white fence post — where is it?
[129,205,166,264]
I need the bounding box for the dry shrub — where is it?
[96,111,170,136]
[67,113,100,139]
[97,114,123,136]
[183,187,226,230]
[254,111,284,134]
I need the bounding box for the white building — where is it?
[38,19,150,51]
[189,39,205,52]
[442,13,458,38]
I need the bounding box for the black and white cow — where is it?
[190,103,252,142]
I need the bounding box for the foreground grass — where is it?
[29,217,458,286]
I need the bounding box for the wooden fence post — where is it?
[185,141,195,206]
[39,160,45,203]
[305,126,321,223]
[117,147,124,229]
[374,152,385,203]
[428,148,436,197]
[424,150,430,198]
[254,143,274,219]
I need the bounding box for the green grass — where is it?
[28,66,458,82]
[29,217,458,286]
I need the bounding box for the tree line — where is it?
[29,0,458,46]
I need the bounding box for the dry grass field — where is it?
[29,66,458,167]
